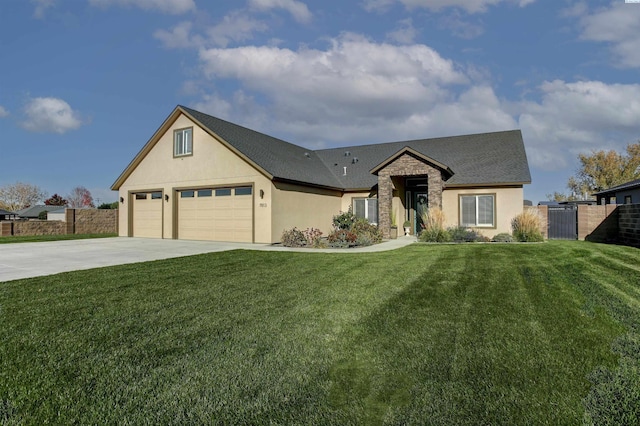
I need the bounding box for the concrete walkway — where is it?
[0,236,416,282]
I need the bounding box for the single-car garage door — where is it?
[132,191,163,238]
[178,187,253,242]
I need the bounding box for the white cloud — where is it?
[198,34,468,125]
[32,0,55,19]
[516,80,640,170]
[89,0,195,14]
[386,19,418,44]
[21,97,83,134]
[439,12,484,39]
[154,21,199,49]
[0,106,8,118]
[155,12,269,49]
[579,2,640,68]
[206,11,269,47]
[248,0,312,23]
[363,0,535,14]
[191,35,527,149]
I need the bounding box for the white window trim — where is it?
[174,127,193,157]
[460,194,495,228]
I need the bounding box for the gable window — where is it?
[174,128,193,157]
[625,195,632,204]
[353,197,378,225]
[460,194,495,227]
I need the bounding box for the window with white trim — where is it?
[174,128,193,157]
[460,194,494,227]
[353,198,378,224]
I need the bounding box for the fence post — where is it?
[65,209,76,235]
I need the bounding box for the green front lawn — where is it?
[0,233,117,244]
[1,242,639,424]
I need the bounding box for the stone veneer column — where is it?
[376,153,447,238]
[378,173,393,239]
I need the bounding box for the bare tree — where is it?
[0,182,47,212]
[67,186,95,208]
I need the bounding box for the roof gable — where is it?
[370,147,454,177]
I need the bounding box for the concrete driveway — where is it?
[0,237,268,282]
[0,236,415,282]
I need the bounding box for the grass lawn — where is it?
[1,241,639,424]
[0,233,117,244]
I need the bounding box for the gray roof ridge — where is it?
[314,129,523,154]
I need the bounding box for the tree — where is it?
[0,182,47,212]
[97,201,118,209]
[67,186,95,208]
[44,193,68,206]
[549,142,640,201]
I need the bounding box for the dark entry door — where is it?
[414,192,428,234]
[548,205,577,240]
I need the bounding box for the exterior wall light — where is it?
[260,189,264,199]
[165,194,169,202]
[120,197,124,204]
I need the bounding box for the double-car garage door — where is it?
[131,186,253,242]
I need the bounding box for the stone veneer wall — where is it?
[618,204,640,247]
[578,204,618,242]
[377,153,444,238]
[0,209,117,237]
[11,220,67,236]
[75,209,118,235]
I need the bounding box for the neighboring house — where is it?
[593,178,640,205]
[47,208,67,221]
[111,105,531,243]
[0,209,17,221]
[16,205,63,220]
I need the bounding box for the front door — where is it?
[414,192,428,234]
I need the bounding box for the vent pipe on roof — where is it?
[343,166,347,176]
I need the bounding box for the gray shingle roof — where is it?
[17,205,63,218]
[317,130,531,189]
[182,106,530,191]
[181,106,343,189]
[592,178,640,196]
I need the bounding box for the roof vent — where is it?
[351,157,358,164]
[304,152,310,158]
[343,166,347,176]
[344,151,351,157]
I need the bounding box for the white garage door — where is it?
[132,191,163,238]
[178,187,253,242]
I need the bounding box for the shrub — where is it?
[332,209,357,230]
[281,227,307,247]
[351,218,383,245]
[420,207,445,231]
[327,229,357,248]
[492,233,513,243]
[419,207,449,242]
[512,209,544,242]
[302,228,323,247]
[419,227,451,242]
[448,226,486,243]
[38,211,48,220]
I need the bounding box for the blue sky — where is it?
[1,0,640,204]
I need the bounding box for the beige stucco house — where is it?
[111,105,531,243]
